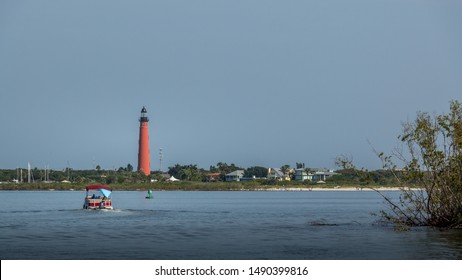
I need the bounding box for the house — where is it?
[206,172,222,182]
[225,170,245,182]
[294,168,338,182]
[267,168,291,181]
[294,169,313,181]
[311,169,338,182]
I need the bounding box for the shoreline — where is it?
[260,186,404,191]
[0,186,407,192]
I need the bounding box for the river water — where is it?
[0,190,461,260]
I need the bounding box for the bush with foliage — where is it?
[339,101,462,228]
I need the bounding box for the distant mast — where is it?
[137,106,151,176]
[28,162,31,183]
[159,148,163,172]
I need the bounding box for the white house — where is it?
[294,168,338,182]
[294,169,313,181]
[311,169,338,182]
[267,168,291,181]
[225,170,245,182]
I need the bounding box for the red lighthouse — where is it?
[137,106,151,175]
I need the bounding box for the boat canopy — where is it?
[100,188,112,198]
[85,185,112,191]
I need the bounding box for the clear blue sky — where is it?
[1,0,461,171]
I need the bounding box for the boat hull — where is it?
[83,197,113,210]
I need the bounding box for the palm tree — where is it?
[280,165,291,180]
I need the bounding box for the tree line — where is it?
[0,162,402,186]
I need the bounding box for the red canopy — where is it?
[85,185,112,191]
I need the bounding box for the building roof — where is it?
[226,170,245,176]
[268,168,284,177]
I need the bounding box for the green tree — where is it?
[339,100,462,228]
[389,100,462,228]
[280,164,291,178]
[216,162,242,174]
[244,166,268,178]
[126,164,133,172]
[168,164,206,181]
[168,164,183,178]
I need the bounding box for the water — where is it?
[0,190,461,259]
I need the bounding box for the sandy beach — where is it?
[260,186,405,191]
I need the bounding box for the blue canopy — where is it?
[100,188,112,198]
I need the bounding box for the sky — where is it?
[1,0,462,171]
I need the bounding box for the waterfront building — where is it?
[267,168,291,181]
[225,170,245,182]
[294,169,313,181]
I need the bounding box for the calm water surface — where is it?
[0,190,461,259]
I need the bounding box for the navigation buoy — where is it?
[145,189,154,199]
